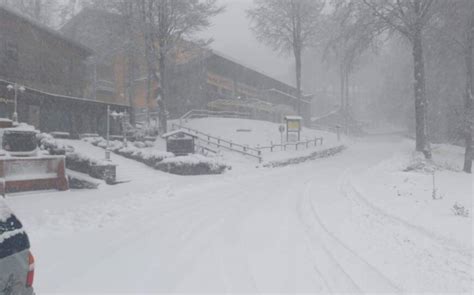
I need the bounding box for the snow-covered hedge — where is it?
[85,137,173,167]
[84,137,230,175]
[39,133,115,183]
[116,146,174,166]
[264,145,346,168]
[37,133,71,155]
[155,154,230,175]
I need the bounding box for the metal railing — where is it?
[257,137,324,152]
[180,109,251,121]
[171,123,262,162]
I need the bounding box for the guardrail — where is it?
[257,137,324,152]
[171,123,262,162]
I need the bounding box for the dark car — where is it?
[0,198,35,295]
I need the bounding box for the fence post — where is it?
[270,141,273,152]
[230,140,233,148]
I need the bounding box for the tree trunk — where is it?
[34,0,42,21]
[126,53,136,126]
[463,21,473,173]
[295,48,302,116]
[412,27,431,159]
[158,49,168,134]
[345,68,350,133]
[340,63,345,110]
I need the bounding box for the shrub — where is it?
[37,133,71,155]
[452,203,470,217]
[155,154,229,175]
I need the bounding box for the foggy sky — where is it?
[201,0,294,86]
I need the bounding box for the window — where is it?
[5,41,18,63]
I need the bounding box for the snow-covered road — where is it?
[8,136,473,293]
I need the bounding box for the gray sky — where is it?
[201,0,294,85]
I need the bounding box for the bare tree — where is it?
[136,0,223,133]
[0,0,57,26]
[322,0,382,133]
[430,0,474,172]
[363,0,440,159]
[247,0,324,116]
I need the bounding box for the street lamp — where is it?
[105,106,129,161]
[7,83,26,123]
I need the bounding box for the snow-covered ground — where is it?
[3,131,473,293]
[178,117,343,164]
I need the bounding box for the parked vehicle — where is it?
[0,198,35,295]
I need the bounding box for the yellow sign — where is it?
[287,120,300,131]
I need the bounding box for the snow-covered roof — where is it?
[285,116,303,121]
[0,5,92,56]
[162,129,198,139]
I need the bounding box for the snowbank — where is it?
[264,145,347,167]
[351,140,473,249]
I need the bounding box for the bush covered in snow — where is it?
[65,153,115,182]
[116,146,174,166]
[37,133,72,155]
[84,137,230,175]
[155,154,230,175]
[39,134,115,182]
[452,203,469,217]
[84,137,174,167]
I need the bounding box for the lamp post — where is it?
[106,105,111,161]
[106,108,128,160]
[6,83,26,123]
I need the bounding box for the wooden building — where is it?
[62,8,313,125]
[0,6,128,136]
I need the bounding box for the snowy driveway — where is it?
[7,136,473,293]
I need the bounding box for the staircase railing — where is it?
[171,123,262,162]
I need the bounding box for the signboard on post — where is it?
[284,116,302,142]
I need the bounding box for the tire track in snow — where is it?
[299,178,402,293]
[339,173,473,291]
[347,174,472,254]
[297,181,361,293]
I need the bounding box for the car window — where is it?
[0,214,30,259]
